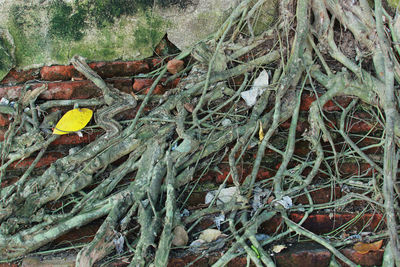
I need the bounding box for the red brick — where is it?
[51,131,102,146]
[167,255,208,267]
[279,118,308,133]
[301,93,353,112]
[295,186,343,205]
[0,68,39,85]
[214,164,274,184]
[132,77,180,95]
[341,247,384,266]
[338,162,375,176]
[0,263,18,267]
[0,113,10,127]
[0,81,97,101]
[53,220,101,245]
[89,60,150,78]
[132,78,166,95]
[132,78,154,92]
[40,61,150,82]
[9,152,64,169]
[0,129,6,141]
[106,78,133,94]
[274,244,331,267]
[40,65,78,81]
[289,213,384,234]
[1,176,19,188]
[150,58,163,68]
[0,84,24,100]
[347,112,380,132]
[42,80,100,100]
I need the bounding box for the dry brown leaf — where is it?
[172,225,189,247]
[199,229,222,243]
[353,240,383,254]
[184,103,194,113]
[259,121,264,141]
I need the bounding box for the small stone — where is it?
[167,59,184,74]
[172,225,189,247]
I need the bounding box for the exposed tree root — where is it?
[0,0,399,266]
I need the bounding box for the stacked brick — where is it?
[0,60,385,266]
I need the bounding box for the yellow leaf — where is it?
[259,121,264,141]
[353,240,383,254]
[53,108,93,135]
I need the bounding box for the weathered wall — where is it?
[0,0,252,81]
[0,0,281,82]
[0,0,168,79]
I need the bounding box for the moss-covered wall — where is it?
[0,0,251,81]
[0,0,169,80]
[0,29,15,81]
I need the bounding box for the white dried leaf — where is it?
[221,118,232,126]
[0,97,9,105]
[274,196,293,209]
[240,70,269,107]
[190,239,205,247]
[113,233,124,254]
[180,208,190,217]
[272,244,287,253]
[205,186,247,205]
[214,213,225,230]
[199,229,222,243]
[252,187,271,215]
[251,70,269,90]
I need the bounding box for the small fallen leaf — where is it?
[240,70,269,107]
[214,213,225,230]
[272,244,287,253]
[184,102,194,112]
[53,108,93,135]
[205,187,247,205]
[189,239,205,247]
[199,229,222,243]
[113,232,124,254]
[273,196,293,209]
[259,121,264,141]
[167,59,184,74]
[172,225,189,247]
[353,240,383,254]
[251,245,260,258]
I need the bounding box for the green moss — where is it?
[251,0,278,35]
[0,30,14,79]
[133,11,167,50]
[49,1,87,41]
[388,0,400,7]
[49,0,152,39]
[0,43,13,81]
[8,5,48,67]
[157,0,193,8]
[89,0,139,28]
[5,1,168,69]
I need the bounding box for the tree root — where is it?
[0,0,399,266]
